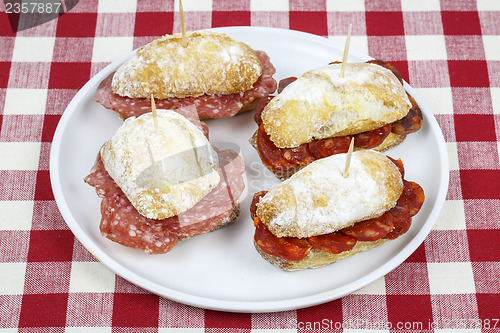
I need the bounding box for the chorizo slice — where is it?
[383,204,412,240]
[353,124,392,149]
[254,219,312,261]
[308,232,357,254]
[341,211,394,241]
[307,136,351,159]
[250,191,267,220]
[392,95,423,135]
[278,77,297,93]
[254,96,273,125]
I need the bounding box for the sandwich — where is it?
[250,150,424,271]
[95,31,277,120]
[251,59,423,180]
[84,109,245,254]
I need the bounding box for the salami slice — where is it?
[85,149,246,253]
[95,51,277,120]
[167,149,246,238]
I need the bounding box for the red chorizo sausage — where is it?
[250,191,267,220]
[278,77,297,93]
[398,180,425,217]
[383,204,412,239]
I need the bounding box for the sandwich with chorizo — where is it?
[252,60,422,179]
[95,31,277,120]
[250,150,424,271]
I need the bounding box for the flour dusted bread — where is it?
[256,150,404,238]
[112,31,263,99]
[261,63,412,148]
[100,109,220,220]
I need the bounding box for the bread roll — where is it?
[261,63,412,148]
[100,109,220,220]
[112,31,263,99]
[255,150,404,238]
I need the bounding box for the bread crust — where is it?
[254,238,389,271]
[111,31,263,99]
[255,150,404,238]
[261,63,412,148]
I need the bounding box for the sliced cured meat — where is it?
[307,136,351,159]
[85,149,246,253]
[341,211,395,241]
[100,188,179,254]
[168,149,246,238]
[353,124,392,149]
[397,180,425,217]
[254,220,312,261]
[84,153,120,198]
[94,51,277,120]
[308,232,357,254]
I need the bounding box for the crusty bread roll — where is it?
[256,150,403,238]
[261,63,412,148]
[254,238,389,271]
[100,109,220,220]
[112,31,263,99]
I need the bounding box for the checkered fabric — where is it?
[1,0,499,331]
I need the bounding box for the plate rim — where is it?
[49,26,449,313]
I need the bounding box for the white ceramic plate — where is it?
[50,27,449,313]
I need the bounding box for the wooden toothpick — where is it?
[340,24,352,78]
[342,137,355,178]
[150,94,159,132]
[179,0,188,47]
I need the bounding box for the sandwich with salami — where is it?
[252,60,423,180]
[95,31,277,120]
[250,150,424,271]
[84,109,245,254]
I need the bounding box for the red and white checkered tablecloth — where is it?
[1,0,499,331]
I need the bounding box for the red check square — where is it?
[460,170,500,200]
[56,13,97,38]
[0,62,10,88]
[34,170,54,200]
[387,295,433,329]
[27,230,75,262]
[134,12,173,37]
[0,11,16,36]
[476,294,500,324]
[289,11,328,36]
[454,114,496,142]
[297,299,343,328]
[19,294,68,328]
[49,62,91,89]
[442,11,482,35]
[41,115,61,142]
[366,12,405,36]
[205,310,252,329]
[112,293,160,327]
[449,60,490,88]
[212,11,251,27]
